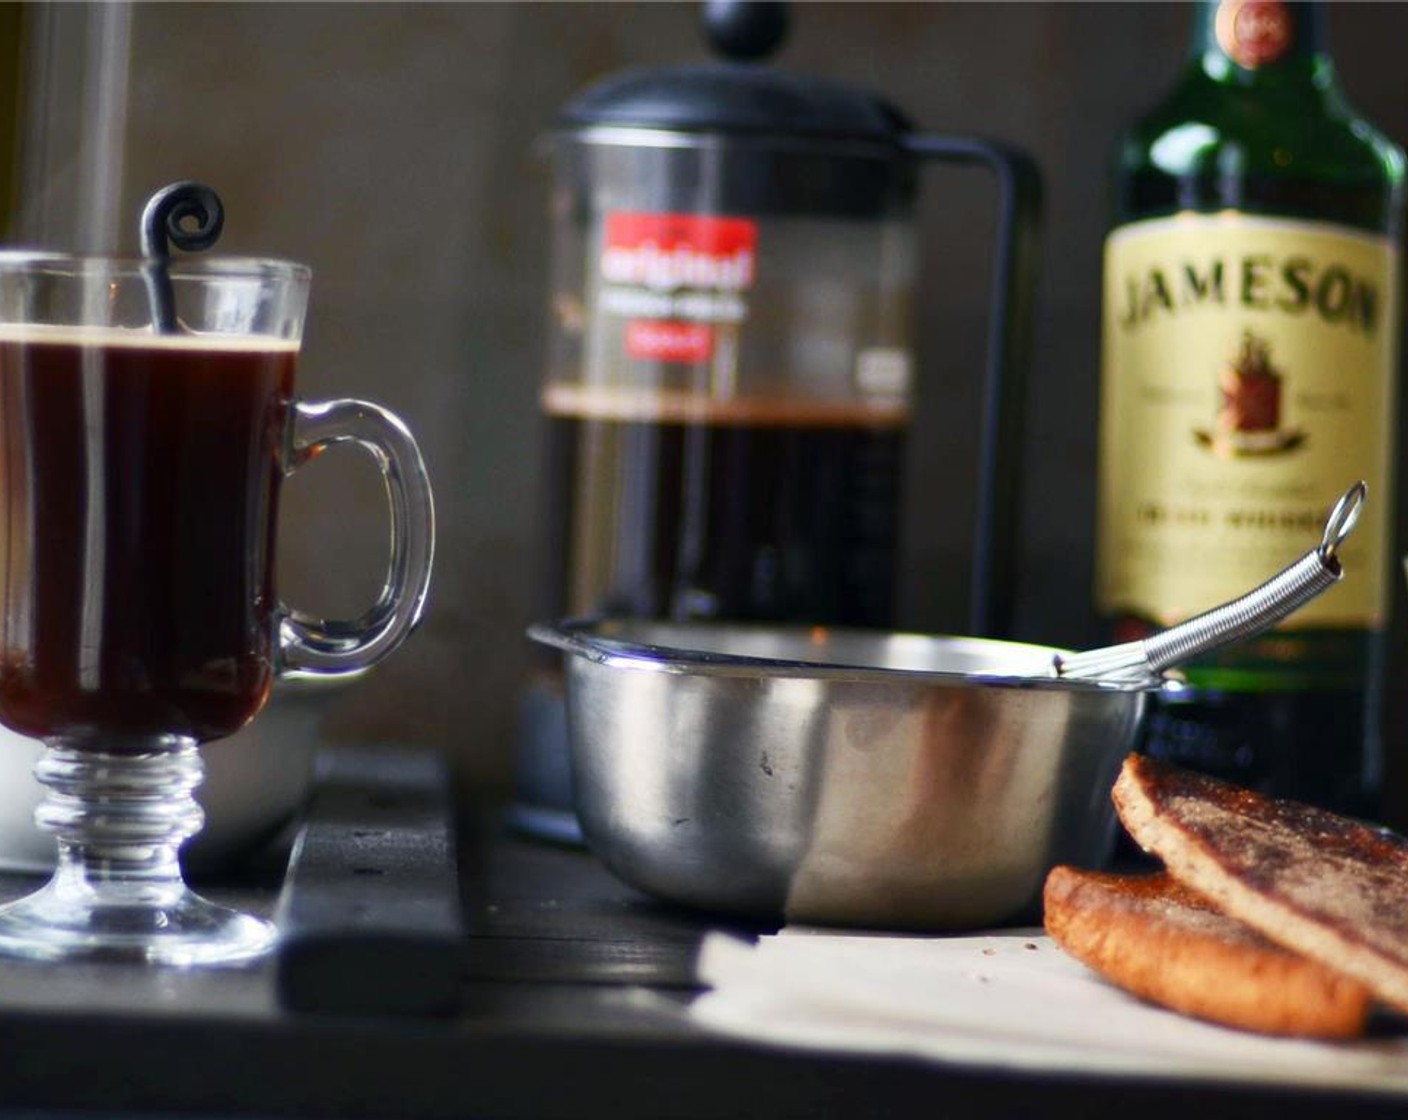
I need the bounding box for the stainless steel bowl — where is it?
[532,619,1162,930]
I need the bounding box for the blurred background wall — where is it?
[10,2,1408,819]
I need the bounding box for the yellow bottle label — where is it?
[1098,213,1400,629]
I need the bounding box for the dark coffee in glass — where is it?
[0,331,297,743]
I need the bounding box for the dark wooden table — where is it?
[0,750,1403,1120]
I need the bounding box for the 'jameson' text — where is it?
[1117,255,1380,337]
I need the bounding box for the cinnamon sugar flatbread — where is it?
[1044,866,1370,1038]
[1114,752,1408,1017]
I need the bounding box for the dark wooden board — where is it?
[274,746,464,1017]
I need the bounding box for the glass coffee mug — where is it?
[0,252,434,964]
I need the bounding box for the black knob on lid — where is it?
[702,1,789,61]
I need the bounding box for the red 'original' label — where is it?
[602,213,757,292]
[625,320,714,363]
[1216,0,1294,68]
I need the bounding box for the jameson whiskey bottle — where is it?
[1097,0,1405,819]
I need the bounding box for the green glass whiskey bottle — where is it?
[1096,0,1405,819]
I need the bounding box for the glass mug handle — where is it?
[278,398,435,674]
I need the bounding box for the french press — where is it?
[518,1,1040,839]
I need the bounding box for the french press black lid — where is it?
[561,3,909,142]
[558,3,922,218]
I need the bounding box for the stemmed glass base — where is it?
[0,738,275,965]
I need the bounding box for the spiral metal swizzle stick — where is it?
[140,181,225,334]
[1054,481,1366,683]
